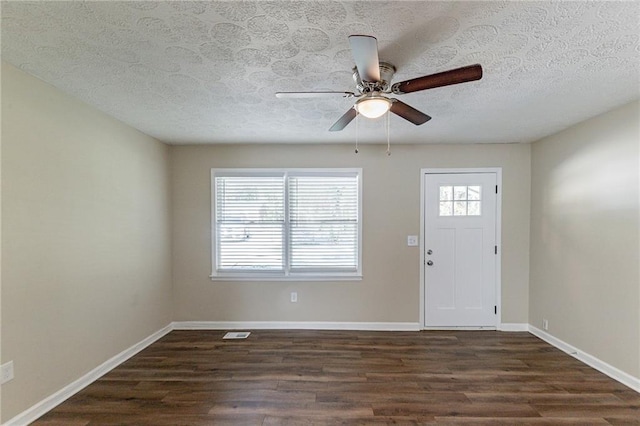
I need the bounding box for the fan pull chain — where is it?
[386,110,391,156]
[354,109,359,154]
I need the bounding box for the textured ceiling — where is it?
[1,1,639,145]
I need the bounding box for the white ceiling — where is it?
[2,1,639,145]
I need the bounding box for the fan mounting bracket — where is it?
[353,61,396,94]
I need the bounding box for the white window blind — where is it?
[288,174,359,272]
[212,169,361,280]
[215,175,284,271]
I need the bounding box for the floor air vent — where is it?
[223,331,251,339]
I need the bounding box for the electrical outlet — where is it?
[290,292,298,303]
[542,319,549,331]
[407,235,418,246]
[1,361,14,384]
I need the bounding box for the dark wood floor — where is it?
[34,330,639,425]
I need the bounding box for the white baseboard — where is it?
[528,325,640,393]
[423,326,497,331]
[498,323,529,332]
[172,321,421,332]
[3,324,173,426]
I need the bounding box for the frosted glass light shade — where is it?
[355,96,391,119]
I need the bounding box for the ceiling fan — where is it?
[276,35,483,131]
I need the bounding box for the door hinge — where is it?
[495,185,498,194]
[494,306,497,315]
[494,245,497,255]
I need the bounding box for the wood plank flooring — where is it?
[33,330,640,425]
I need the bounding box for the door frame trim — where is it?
[419,167,503,330]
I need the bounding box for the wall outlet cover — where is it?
[407,235,418,246]
[1,361,14,384]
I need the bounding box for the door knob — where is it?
[426,260,434,266]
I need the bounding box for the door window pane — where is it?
[439,186,453,201]
[439,184,482,217]
[439,201,453,216]
[454,201,467,216]
[468,186,481,200]
[468,201,481,216]
[454,186,467,200]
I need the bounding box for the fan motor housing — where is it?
[353,61,396,93]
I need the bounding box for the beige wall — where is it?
[0,62,173,421]
[529,100,640,378]
[171,143,531,325]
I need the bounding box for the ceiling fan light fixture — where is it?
[355,94,391,119]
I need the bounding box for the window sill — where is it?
[209,274,363,282]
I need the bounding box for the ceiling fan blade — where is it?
[329,108,357,131]
[391,64,483,94]
[348,35,381,82]
[276,91,355,99]
[390,99,432,125]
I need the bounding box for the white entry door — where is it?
[424,172,498,327]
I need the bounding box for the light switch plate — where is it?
[407,235,418,246]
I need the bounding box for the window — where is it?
[439,185,481,216]
[211,169,362,280]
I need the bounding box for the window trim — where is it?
[210,168,363,281]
